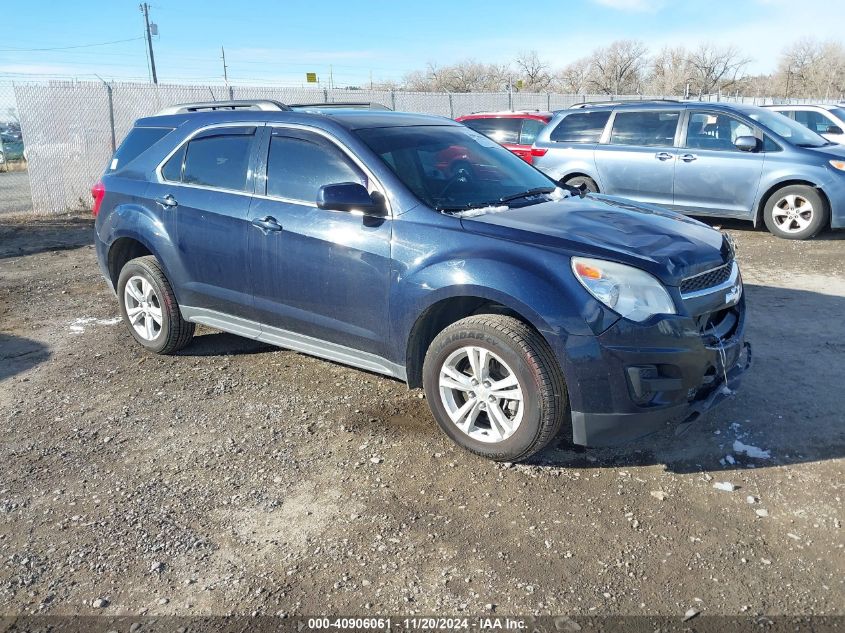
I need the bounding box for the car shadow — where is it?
[0,333,50,381]
[531,282,845,474]
[0,215,95,259]
[175,331,274,357]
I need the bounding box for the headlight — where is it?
[830,160,845,172]
[571,257,676,322]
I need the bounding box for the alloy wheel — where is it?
[123,275,163,341]
[438,345,524,443]
[772,194,814,234]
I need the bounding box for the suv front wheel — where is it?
[117,255,195,354]
[422,315,568,462]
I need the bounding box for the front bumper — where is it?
[561,295,750,447]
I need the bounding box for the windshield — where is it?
[748,109,829,147]
[354,125,556,210]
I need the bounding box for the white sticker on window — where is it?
[110,158,119,170]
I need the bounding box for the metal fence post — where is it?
[390,90,396,111]
[323,88,329,103]
[106,82,116,154]
[547,93,551,111]
[448,92,454,118]
[507,88,513,111]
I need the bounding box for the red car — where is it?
[455,111,552,163]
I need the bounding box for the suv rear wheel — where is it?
[117,256,194,354]
[422,315,568,462]
[763,184,828,240]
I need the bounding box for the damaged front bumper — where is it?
[563,294,751,447]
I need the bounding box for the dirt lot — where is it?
[0,213,843,619]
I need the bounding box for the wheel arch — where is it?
[404,291,555,389]
[755,179,830,228]
[107,237,155,288]
[559,171,600,191]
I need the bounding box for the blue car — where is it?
[93,99,750,462]
[532,100,845,240]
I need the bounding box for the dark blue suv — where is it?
[93,99,750,462]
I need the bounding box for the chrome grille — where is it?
[680,262,733,295]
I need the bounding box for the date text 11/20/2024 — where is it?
[306,617,528,630]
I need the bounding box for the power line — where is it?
[0,37,144,52]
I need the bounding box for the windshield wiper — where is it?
[436,201,501,213]
[498,187,556,204]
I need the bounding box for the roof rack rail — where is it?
[568,99,683,109]
[155,100,291,115]
[289,102,392,111]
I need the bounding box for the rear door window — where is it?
[549,111,610,143]
[179,127,256,192]
[266,129,366,202]
[111,126,173,170]
[519,119,547,145]
[461,118,521,144]
[609,110,680,147]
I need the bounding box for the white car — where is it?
[765,104,845,144]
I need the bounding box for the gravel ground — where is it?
[0,214,843,618]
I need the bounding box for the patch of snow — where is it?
[548,187,571,201]
[713,481,737,492]
[69,316,122,334]
[452,205,509,219]
[733,440,771,460]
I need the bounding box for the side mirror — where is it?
[826,125,844,136]
[317,182,386,216]
[734,136,758,152]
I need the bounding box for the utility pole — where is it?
[329,65,334,90]
[221,45,233,99]
[369,70,373,90]
[140,3,158,84]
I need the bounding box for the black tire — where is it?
[116,255,194,354]
[762,185,828,240]
[422,315,569,462]
[562,175,598,194]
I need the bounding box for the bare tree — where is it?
[587,39,648,95]
[405,61,510,92]
[686,43,750,95]
[514,50,551,92]
[775,38,845,98]
[645,46,691,96]
[553,58,591,94]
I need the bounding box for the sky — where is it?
[1,0,844,87]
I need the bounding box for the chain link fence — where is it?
[6,80,842,215]
[0,83,30,216]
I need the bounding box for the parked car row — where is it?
[458,101,845,240]
[93,99,750,462]
[0,125,26,168]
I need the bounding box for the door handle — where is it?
[154,194,178,209]
[655,152,673,161]
[251,216,283,233]
[680,153,698,162]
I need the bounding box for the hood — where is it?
[804,143,845,160]
[459,195,728,286]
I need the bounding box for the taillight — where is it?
[91,181,105,216]
[531,148,548,157]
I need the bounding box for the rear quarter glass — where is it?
[110,126,174,171]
